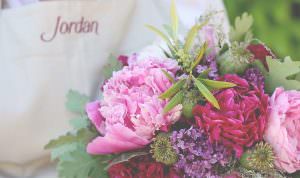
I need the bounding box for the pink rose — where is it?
[264,87,300,173]
[86,55,182,154]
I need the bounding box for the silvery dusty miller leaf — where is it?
[65,90,89,114]
[44,128,97,149]
[102,54,123,79]
[58,148,113,178]
[69,116,90,130]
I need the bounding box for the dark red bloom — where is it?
[118,55,129,66]
[247,43,275,71]
[193,74,269,158]
[108,155,180,178]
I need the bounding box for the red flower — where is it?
[117,55,129,66]
[247,43,275,71]
[108,155,180,178]
[193,74,269,158]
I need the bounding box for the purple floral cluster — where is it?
[243,67,264,87]
[170,127,229,178]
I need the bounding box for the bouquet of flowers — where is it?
[46,2,300,178]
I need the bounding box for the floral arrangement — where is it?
[46,2,300,178]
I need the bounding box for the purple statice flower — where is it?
[170,127,229,178]
[243,67,264,88]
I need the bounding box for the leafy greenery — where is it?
[193,76,220,109]
[163,90,184,113]
[57,146,113,178]
[224,0,300,61]
[217,13,255,75]
[159,79,186,99]
[229,12,253,42]
[257,56,300,93]
[46,90,112,178]
[69,117,90,131]
[102,54,123,79]
[147,0,236,113]
[65,90,89,114]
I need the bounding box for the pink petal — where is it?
[86,101,105,134]
[86,124,150,154]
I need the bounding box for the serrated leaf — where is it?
[230,12,253,42]
[146,25,172,47]
[58,148,112,178]
[184,20,208,52]
[163,90,184,113]
[51,143,78,161]
[262,56,300,93]
[69,117,90,130]
[102,54,123,79]
[161,69,175,83]
[160,79,186,99]
[193,77,220,109]
[170,0,179,40]
[199,79,236,89]
[65,90,89,114]
[104,151,148,170]
[45,132,78,149]
[45,128,97,150]
[191,42,208,71]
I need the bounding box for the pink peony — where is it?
[264,87,300,173]
[193,74,269,158]
[86,55,182,154]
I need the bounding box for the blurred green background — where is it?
[223,0,300,61]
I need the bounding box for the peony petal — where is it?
[87,124,150,154]
[86,101,105,134]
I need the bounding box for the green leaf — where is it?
[104,151,148,170]
[198,68,211,78]
[51,143,78,161]
[170,0,179,40]
[229,12,254,42]
[45,128,97,150]
[102,54,123,79]
[291,171,300,178]
[193,77,220,109]
[163,24,173,37]
[69,117,90,131]
[163,90,184,113]
[184,20,208,52]
[199,79,236,89]
[191,42,208,71]
[161,69,175,83]
[45,133,79,149]
[262,56,300,93]
[146,25,172,47]
[65,90,89,114]
[159,79,186,99]
[58,148,113,178]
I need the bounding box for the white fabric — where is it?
[0,0,228,177]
